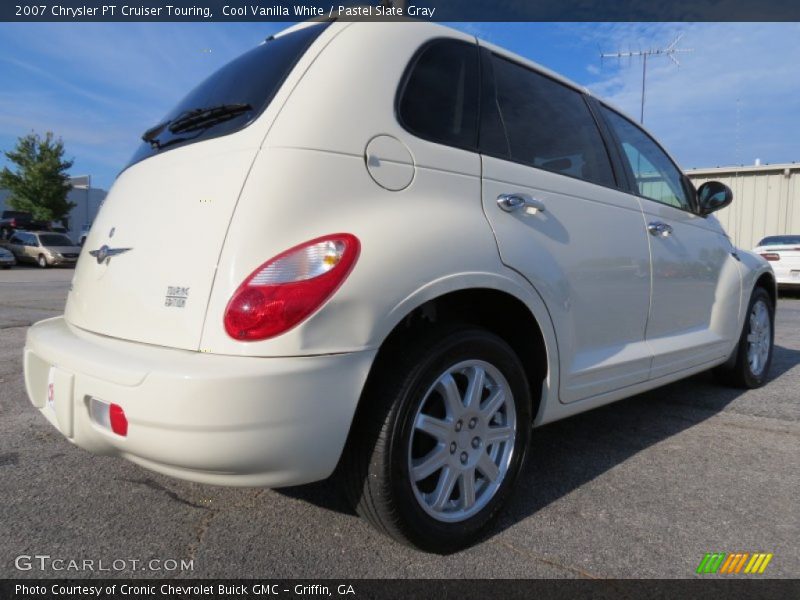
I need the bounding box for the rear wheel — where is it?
[37,254,48,268]
[714,287,774,388]
[343,326,531,553]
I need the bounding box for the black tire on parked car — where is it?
[343,325,531,553]
[37,254,48,268]
[714,286,774,388]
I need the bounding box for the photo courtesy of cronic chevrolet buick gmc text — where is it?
[23,20,776,553]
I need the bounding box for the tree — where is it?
[0,132,75,224]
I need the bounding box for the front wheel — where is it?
[343,326,531,553]
[714,287,774,388]
[37,254,48,268]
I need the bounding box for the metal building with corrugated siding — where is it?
[687,163,800,250]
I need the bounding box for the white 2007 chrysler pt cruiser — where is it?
[24,20,775,552]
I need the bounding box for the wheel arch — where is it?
[755,271,777,309]
[357,275,559,429]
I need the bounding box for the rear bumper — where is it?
[24,317,376,487]
[771,264,800,286]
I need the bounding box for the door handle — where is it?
[497,193,546,214]
[648,221,673,238]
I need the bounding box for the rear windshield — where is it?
[758,236,800,246]
[125,23,328,169]
[39,234,74,246]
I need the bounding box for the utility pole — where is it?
[601,35,692,124]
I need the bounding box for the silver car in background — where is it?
[7,231,81,268]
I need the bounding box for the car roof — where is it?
[27,231,72,236]
[325,20,681,168]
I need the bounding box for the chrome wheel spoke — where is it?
[464,366,485,410]
[481,388,505,420]
[459,469,477,510]
[437,373,464,418]
[431,466,458,511]
[477,453,500,482]
[415,414,450,441]
[486,426,514,444]
[411,446,448,482]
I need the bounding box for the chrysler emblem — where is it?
[89,244,132,265]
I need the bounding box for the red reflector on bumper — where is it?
[89,397,128,437]
[109,403,128,437]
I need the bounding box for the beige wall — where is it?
[687,164,800,250]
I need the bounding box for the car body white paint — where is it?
[753,242,800,286]
[24,20,774,487]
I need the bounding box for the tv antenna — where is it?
[601,34,693,124]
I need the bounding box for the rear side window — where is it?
[39,234,74,246]
[126,23,329,169]
[601,107,691,211]
[398,39,480,150]
[487,55,615,188]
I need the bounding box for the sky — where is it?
[0,21,798,191]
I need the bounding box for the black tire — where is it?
[2,265,10,270]
[37,254,48,268]
[343,325,531,553]
[714,286,774,388]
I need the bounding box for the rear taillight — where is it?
[224,234,360,341]
[760,253,781,262]
[9,218,16,227]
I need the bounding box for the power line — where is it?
[601,34,693,124]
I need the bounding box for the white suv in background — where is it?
[24,20,775,552]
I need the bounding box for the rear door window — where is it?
[126,23,329,169]
[486,55,616,188]
[397,39,480,150]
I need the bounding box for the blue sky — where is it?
[0,21,798,191]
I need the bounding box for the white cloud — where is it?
[582,22,800,168]
[0,22,286,187]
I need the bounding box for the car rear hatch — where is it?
[65,145,260,350]
[64,21,334,351]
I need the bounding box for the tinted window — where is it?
[601,107,691,210]
[488,56,615,188]
[9,235,22,244]
[127,23,328,169]
[39,234,74,246]
[758,235,800,246]
[398,40,479,149]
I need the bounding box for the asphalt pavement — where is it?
[1,266,798,578]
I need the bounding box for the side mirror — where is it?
[696,181,733,216]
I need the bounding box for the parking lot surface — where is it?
[1,266,798,578]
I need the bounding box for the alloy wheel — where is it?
[407,360,517,523]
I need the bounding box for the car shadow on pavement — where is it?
[276,342,800,539]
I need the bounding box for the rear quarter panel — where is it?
[199,22,560,374]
